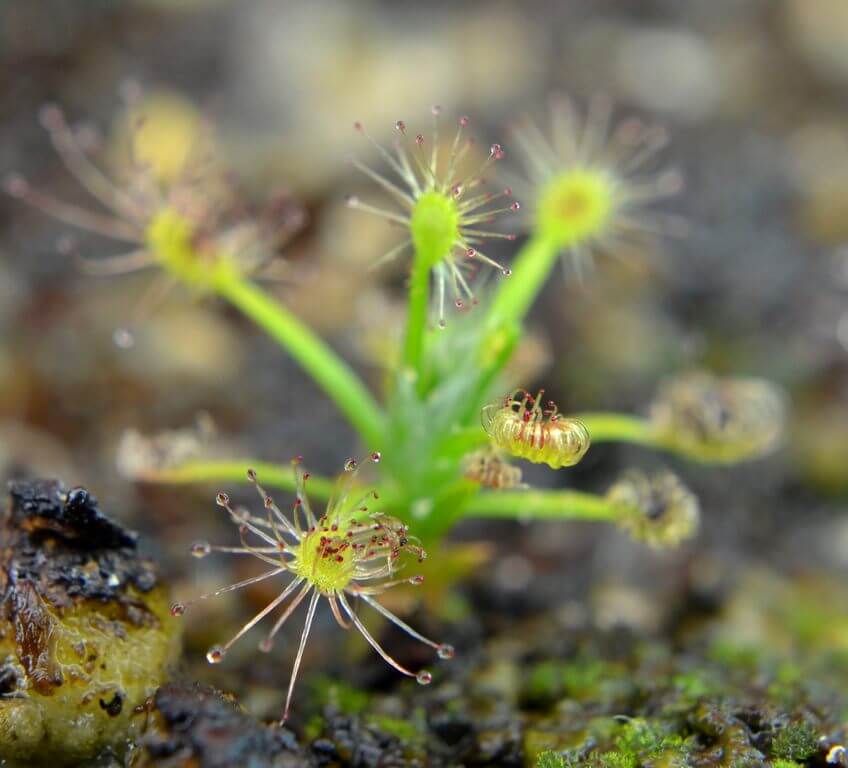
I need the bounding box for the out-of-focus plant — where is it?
[5,94,786,551]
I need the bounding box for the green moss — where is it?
[365,714,422,743]
[598,751,635,768]
[308,676,369,715]
[535,751,567,768]
[771,722,819,761]
[302,714,325,742]
[536,752,565,768]
[605,718,690,767]
[524,658,626,705]
[672,669,719,701]
[708,640,762,671]
[772,762,802,768]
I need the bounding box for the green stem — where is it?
[465,236,557,410]
[138,459,335,500]
[573,413,656,446]
[213,275,385,447]
[464,488,620,522]
[402,256,430,375]
[461,320,520,425]
[485,235,559,330]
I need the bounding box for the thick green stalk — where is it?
[464,236,558,408]
[213,275,385,447]
[464,488,620,522]
[402,256,431,373]
[460,320,520,424]
[573,413,656,446]
[485,235,559,330]
[141,459,335,500]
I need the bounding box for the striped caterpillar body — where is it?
[481,389,590,469]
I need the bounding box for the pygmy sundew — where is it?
[607,469,700,548]
[171,454,453,723]
[509,94,684,273]
[3,89,304,347]
[649,371,786,463]
[347,107,518,327]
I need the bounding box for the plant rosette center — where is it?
[290,527,358,594]
[410,190,460,270]
[536,168,615,249]
[145,208,237,291]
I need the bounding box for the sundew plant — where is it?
[4,94,786,551]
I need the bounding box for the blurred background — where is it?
[1,0,847,730]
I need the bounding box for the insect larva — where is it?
[481,389,590,469]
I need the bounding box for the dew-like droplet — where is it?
[659,169,684,194]
[438,319,447,329]
[258,637,273,653]
[395,120,406,133]
[206,645,225,664]
[459,116,469,127]
[455,299,464,309]
[170,603,185,617]
[451,183,463,198]
[38,103,64,131]
[75,123,101,153]
[502,268,512,277]
[55,235,76,256]
[465,248,476,258]
[191,541,211,559]
[344,458,358,472]
[431,104,442,116]
[113,327,135,349]
[437,644,455,659]
[409,575,425,585]
[490,143,505,160]
[503,186,512,196]
[416,670,432,685]
[216,492,229,506]
[617,117,643,144]
[415,134,424,146]
[3,173,29,198]
[370,451,382,463]
[345,195,359,208]
[510,202,521,211]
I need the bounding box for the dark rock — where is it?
[137,682,311,768]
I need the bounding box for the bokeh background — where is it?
[1,0,847,730]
